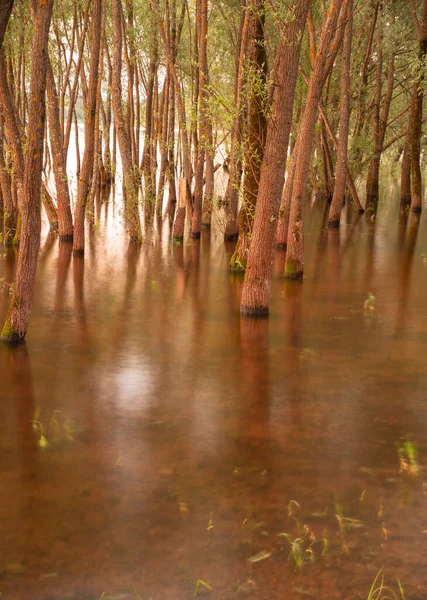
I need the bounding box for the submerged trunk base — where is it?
[284,257,303,280]
[328,219,340,228]
[240,305,270,317]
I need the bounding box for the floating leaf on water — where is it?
[247,550,272,564]
[194,579,214,597]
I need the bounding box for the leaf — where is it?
[247,550,272,563]
[194,579,214,597]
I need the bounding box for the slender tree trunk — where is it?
[1,0,54,342]
[111,0,142,241]
[46,59,74,239]
[328,0,353,227]
[73,0,102,253]
[142,6,158,215]
[0,0,14,50]
[190,0,208,238]
[408,0,427,212]
[240,0,310,315]
[230,0,268,271]
[400,91,414,205]
[223,2,248,241]
[285,0,344,280]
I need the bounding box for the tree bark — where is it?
[73,0,102,253]
[285,0,344,280]
[230,0,268,271]
[328,0,353,227]
[111,0,142,241]
[190,0,208,239]
[1,0,54,342]
[0,0,14,50]
[46,59,74,239]
[240,0,310,316]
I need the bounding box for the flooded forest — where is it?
[1,0,427,598]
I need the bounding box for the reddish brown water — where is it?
[1,189,427,599]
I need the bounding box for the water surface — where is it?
[1,187,427,599]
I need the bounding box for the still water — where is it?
[1,185,427,599]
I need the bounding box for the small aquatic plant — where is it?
[194,579,214,597]
[366,568,406,600]
[364,292,376,312]
[398,440,419,476]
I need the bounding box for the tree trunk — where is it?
[46,59,74,239]
[223,0,248,241]
[73,0,102,253]
[411,40,427,212]
[1,0,54,342]
[111,0,142,241]
[285,0,344,280]
[230,0,268,271]
[240,0,310,316]
[0,0,14,49]
[190,0,208,239]
[328,0,353,227]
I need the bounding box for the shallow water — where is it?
[1,186,427,599]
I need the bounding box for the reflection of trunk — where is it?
[73,0,102,254]
[240,0,310,315]
[1,0,54,342]
[285,0,344,280]
[111,0,142,241]
[328,0,352,227]
[230,0,268,271]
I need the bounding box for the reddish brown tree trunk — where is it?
[285,0,344,280]
[46,60,74,239]
[111,0,142,241]
[230,0,268,270]
[240,0,310,315]
[223,1,248,240]
[190,0,208,238]
[328,0,353,227]
[1,0,54,342]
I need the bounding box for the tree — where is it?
[1,0,54,342]
[240,0,310,316]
